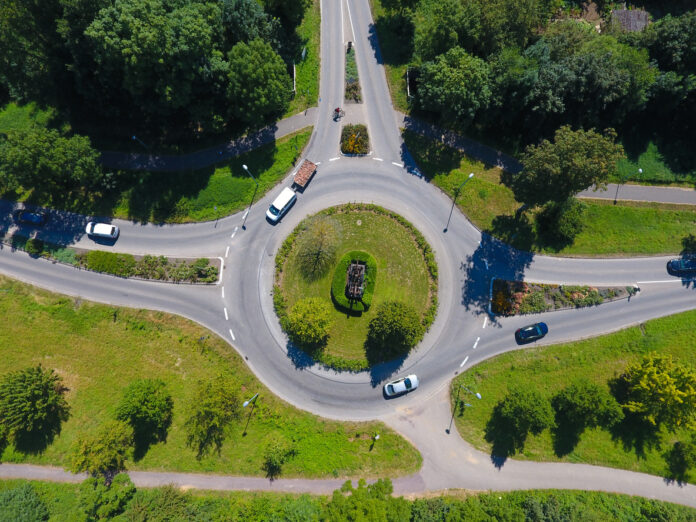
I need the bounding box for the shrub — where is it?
[70,420,134,477]
[24,238,44,256]
[115,379,173,457]
[79,473,136,520]
[365,300,424,363]
[262,439,296,479]
[340,124,370,155]
[84,251,136,277]
[295,217,341,280]
[283,297,333,349]
[536,198,586,243]
[0,365,70,451]
[0,483,49,522]
[331,250,377,313]
[518,291,548,314]
[133,255,168,280]
[123,485,189,520]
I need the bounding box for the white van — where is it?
[266,187,296,222]
[85,222,120,239]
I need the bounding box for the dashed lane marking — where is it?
[224,307,229,321]
[483,317,487,329]
[221,287,225,299]
[473,337,480,349]
[229,328,236,341]
[242,209,249,220]
[391,161,404,167]
[225,246,230,258]
[460,356,469,368]
[329,157,340,162]
[231,226,238,239]
[372,157,383,161]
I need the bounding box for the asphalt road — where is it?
[0,0,695,505]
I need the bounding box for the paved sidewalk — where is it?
[579,183,696,205]
[100,108,318,172]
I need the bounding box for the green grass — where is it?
[405,130,696,256]
[615,141,696,186]
[285,0,321,116]
[0,275,421,478]
[452,309,696,480]
[0,102,57,133]
[279,210,431,367]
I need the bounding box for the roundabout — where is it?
[0,0,695,506]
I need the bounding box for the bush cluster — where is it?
[366,300,425,363]
[536,198,586,244]
[340,124,370,155]
[80,252,218,283]
[331,250,377,313]
[345,48,362,102]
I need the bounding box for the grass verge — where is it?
[452,309,696,480]
[615,141,696,187]
[404,129,696,256]
[285,0,321,116]
[0,275,421,478]
[276,205,436,370]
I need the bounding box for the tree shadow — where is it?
[368,355,408,388]
[551,422,584,458]
[681,234,696,255]
[663,441,694,485]
[371,13,414,66]
[484,403,524,467]
[11,424,64,455]
[285,341,318,370]
[131,423,171,462]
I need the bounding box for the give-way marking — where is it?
[473,337,480,349]
[460,356,469,368]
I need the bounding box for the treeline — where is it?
[384,0,696,171]
[0,0,311,142]
[2,477,696,521]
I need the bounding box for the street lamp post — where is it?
[131,135,148,150]
[242,393,259,436]
[241,164,259,230]
[446,384,481,434]
[444,173,474,233]
[614,168,641,205]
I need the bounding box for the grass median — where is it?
[452,309,696,479]
[0,275,421,478]
[404,130,696,256]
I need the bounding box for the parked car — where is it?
[384,374,419,397]
[515,322,548,344]
[667,257,696,276]
[85,222,119,239]
[266,187,297,223]
[14,209,48,227]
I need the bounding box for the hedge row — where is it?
[330,250,377,313]
[80,251,218,283]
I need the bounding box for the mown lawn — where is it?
[405,130,696,256]
[280,211,430,367]
[0,276,421,478]
[615,141,696,187]
[285,0,321,116]
[452,309,696,479]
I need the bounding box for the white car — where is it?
[266,187,296,223]
[384,374,419,397]
[85,222,120,239]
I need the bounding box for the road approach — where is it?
[1,0,695,505]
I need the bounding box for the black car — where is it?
[667,258,696,276]
[515,322,548,344]
[14,209,48,227]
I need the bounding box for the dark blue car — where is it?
[515,322,548,344]
[667,258,696,276]
[14,210,48,227]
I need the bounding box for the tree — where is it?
[70,420,134,477]
[610,353,696,432]
[79,473,136,521]
[641,11,696,76]
[295,217,340,279]
[0,483,49,522]
[227,38,291,126]
[283,298,332,349]
[262,439,295,479]
[551,379,623,456]
[260,0,311,28]
[115,379,173,457]
[365,300,424,363]
[184,375,241,458]
[505,126,625,208]
[0,128,107,202]
[412,0,481,61]
[416,46,491,128]
[220,0,280,50]
[485,387,555,458]
[0,365,70,451]
[535,198,586,244]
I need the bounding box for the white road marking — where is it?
[225,246,230,258]
[482,317,487,329]
[217,256,224,285]
[224,307,228,321]
[221,287,225,299]
[242,209,249,220]
[473,337,480,349]
[329,157,340,162]
[637,280,685,284]
[460,356,469,368]
[231,226,238,239]
[372,157,383,161]
[346,0,357,43]
[391,161,404,167]
[315,161,321,165]
[228,328,236,341]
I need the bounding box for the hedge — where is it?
[331,250,377,313]
[79,251,218,283]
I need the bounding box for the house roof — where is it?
[611,9,649,32]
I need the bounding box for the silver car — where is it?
[384,374,419,397]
